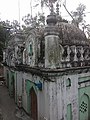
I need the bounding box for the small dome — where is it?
[46,14,57,25]
[57,22,89,46]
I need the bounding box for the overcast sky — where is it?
[0,0,90,24]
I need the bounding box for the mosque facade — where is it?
[3,3,90,120]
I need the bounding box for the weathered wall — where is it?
[78,73,90,120]
[4,66,90,120]
[46,72,90,120]
[45,35,61,68]
[16,71,23,106]
[19,72,50,120]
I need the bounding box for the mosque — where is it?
[3,1,90,120]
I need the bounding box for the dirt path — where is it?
[0,86,17,120]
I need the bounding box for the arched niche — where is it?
[66,78,71,87]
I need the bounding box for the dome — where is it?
[57,22,89,46]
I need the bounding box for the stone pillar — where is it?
[44,14,61,68]
[80,47,84,61]
[70,46,78,62]
[61,45,71,68]
[70,46,78,67]
[74,46,78,62]
[23,48,26,64]
[80,47,84,66]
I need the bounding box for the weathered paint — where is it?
[79,94,89,120]
[78,85,90,120]
[16,71,23,106]
[45,35,62,68]
[4,65,90,120]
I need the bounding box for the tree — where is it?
[40,0,57,9]
[10,20,21,35]
[22,12,45,30]
[0,20,11,62]
[71,3,86,27]
[83,24,90,39]
[22,14,38,27]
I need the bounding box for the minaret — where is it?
[44,2,61,68]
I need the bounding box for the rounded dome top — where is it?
[57,22,89,46]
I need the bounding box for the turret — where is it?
[44,4,61,68]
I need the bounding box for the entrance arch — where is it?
[30,87,38,120]
[79,94,90,120]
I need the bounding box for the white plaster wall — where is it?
[21,72,37,112]
[20,72,50,120]
[44,75,79,120]
[4,65,90,120]
[56,77,63,120]
[16,71,23,105]
[22,72,32,112]
[47,72,90,120]
[38,81,50,120]
[41,77,63,120]
[45,77,65,120]
[65,74,79,120]
[21,73,27,112]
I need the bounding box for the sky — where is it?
[0,0,90,25]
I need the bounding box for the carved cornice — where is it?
[3,63,90,80]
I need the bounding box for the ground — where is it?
[0,85,30,120]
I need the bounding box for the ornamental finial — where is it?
[49,0,57,14]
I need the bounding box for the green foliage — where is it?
[22,14,38,27]
[22,12,45,30]
[84,24,90,38]
[71,3,86,26]
[41,0,49,8]
[41,0,57,7]
[0,19,21,46]
[11,20,21,34]
[0,20,11,62]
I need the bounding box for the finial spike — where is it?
[56,3,59,15]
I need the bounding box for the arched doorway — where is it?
[79,94,90,120]
[30,87,38,120]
